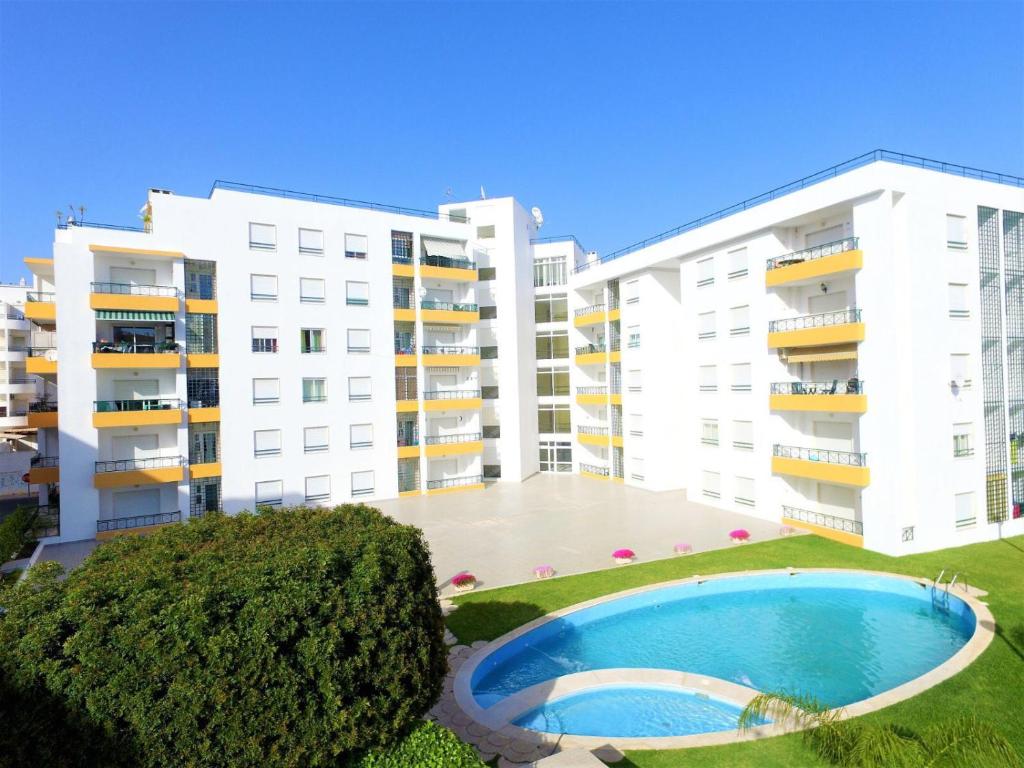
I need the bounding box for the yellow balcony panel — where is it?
[608,308,621,322]
[397,445,420,459]
[425,482,485,496]
[93,465,184,489]
[89,244,184,259]
[185,298,218,314]
[190,462,221,480]
[24,302,56,322]
[420,309,479,324]
[574,310,607,328]
[578,432,609,447]
[769,394,868,414]
[771,456,870,488]
[89,294,179,313]
[424,440,483,458]
[580,470,609,481]
[419,264,478,282]
[24,257,54,274]
[783,516,864,548]
[423,397,482,412]
[394,354,418,367]
[766,249,863,288]
[396,400,419,413]
[609,394,623,406]
[611,435,624,448]
[576,393,609,406]
[29,466,59,484]
[188,407,220,424]
[392,263,415,278]
[768,323,865,350]
[26,357,57,374]
[92,353,181,369]
[422,354,481,367]
[94,409,183,429]
[187,353,219,368]
[399,489,421,498]
[575,351,609,366]
[393,308,416,323]
[27,411,58,428]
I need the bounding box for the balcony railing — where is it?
[424,432,482,445]
[94,341,181,354]
[95,456,184,473]
[773,444,867,467]
[576,344,606,355]
[577,386,608,395]
[95,398,182,412]
[392,254,413,265]
[768,308,861,333]
[420,255,476,271]
[28,401,58,413]
[782,504,863,536]
[26,292,56,302]
[97,511,181,534]
[578,425,609,436]
[31,456,59,468]
[420,300,478,312]
[426,475,483,490]
[90,281,179,297]
[422,389,481,400]
[767,236,860,270]
[579,463,610,476]
[770,379,864,395]
[422,345,479,355]
[575,304,605,317]
[397,436,419,448]
[26,346,55,357]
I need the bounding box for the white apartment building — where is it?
[25,151,1024,555]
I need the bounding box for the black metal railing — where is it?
[782,505,863,536]
[90,281,179,297]
[94,398,182,412]
[26,292,55,302]
[31,456,59,468]
[575,304,605,317]
[579,463,610,476]
[576,344,606,356]
[768,308,861,333]
[97,511,181,533]
[767,237,860,270]
[420,255,476,271]
[28,401,58,413]
[420,300,478,312]
[773,444,867,467]
[426,475,482,490]
[424,432,482,445]
[422,389,481,400]
[95,456,184,473]
[577,386,608,395]
[422,345,479,355]
[578,425,609,435]
[771,379,864,395]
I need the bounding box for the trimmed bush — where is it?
[0,505,447,767]
[348,721,485,768]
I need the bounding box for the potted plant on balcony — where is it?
[612,548,635,564]
[451,571,476,592]
[158,340,180,353]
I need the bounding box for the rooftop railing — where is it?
[768,308,861,333]
[773,444,867,467]
[426,475,483,490]
[91,281,179,297]
[531,234,588,252]
[420,300,478,312]
[95,456,184,473]
[94,398,182,412]
[782,504,863,536]
[575,304,605,317]
[422,389,481,400]
[424,432,482,445]
[771,379,864,395]
[767,237,860,271]
[97,511,181,533]
[579,463,610,476]
[57,220,148,233]
[422,345,479,355]
[420,254,476,271]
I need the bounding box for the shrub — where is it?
[0,505,447,768]
[0,504,35,562]
[348,721,485,768]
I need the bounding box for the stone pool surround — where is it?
[451,568,996,753]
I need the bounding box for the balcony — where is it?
[574,304,607,327]
[425,474,485,495]
[422,345,480,366]
[93,456,185,488]
[24,291,56,322]
[766,237,862,288]
[772,444,870,487]
[579,462,610,479]
[575,343,608,366]
[93,398,183,428]
[29,455,59,484]
[96,510,181,540]
[769,379,866,413]
[419,254,478,282]
[92,341,182,369]
[424,432,483,457]
[393,291,415,322]
[781,504,864,547]
[576,385,608,406]
[392,252,415,278]
[26,401,58,428]
[397,436,420,459]
[423,389,482,411]
[767,309,864,352]
[25,347,57,374]
[90,282,180,313]
[578,425,609,447]
[420,300,479,324]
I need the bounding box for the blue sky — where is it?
[1,1,1022,282]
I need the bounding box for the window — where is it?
[299,228,324,255]
[629,413,643,438]
[697,258,714,287]
[729,305,750,336]
[536,367,570,396]
[534,295,568,323]
[189,425,218,464]
[947,214,967,249]
[538,403,571,433]
[350,423,373,449]
[346,280,369,306]
[482,425,500,439]
[701,419,719,445]
[478,267,497,281]
[953,423,973,457]
[249,223,276,251]
[481,345,498,359]
[950,353,972,388]
[477,224,495,238]
[347,329,370,353]
[254,429,281,457]
[301,328,325,353]
[250,274,278,301]
[536,331,569,360]
[533,255,567,287]
[252,378,280,404]
[627,325,640,348]
[698,311,716,340]
[624,278,640,304]
[345,233,368,259]
[255,480,283,507]
[351,470,375,497]
[733,420,754,450]
[948,283,969,318]
[702,470,721,499]
[480,305,498,320]
[699,364,717,392]
[728,247,748,280]
[734,476,755,506]
[187,368,219,407]
[482,385,499,399]
[391,231,413,262]
[251,326,278,353]
[731,363,752,392]
[539,440,572,472]
[955,491,975,529]
[300,277,326,304]
[348,376,371,402]
[305,475,331,505]
[303,377,327,403]
[627,368,642,393]
[304,426,329,453]
[186,314,217,353]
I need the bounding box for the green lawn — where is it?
[446,534,1024,768]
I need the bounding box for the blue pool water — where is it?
[513,684,768,737]
[472,573,975,715]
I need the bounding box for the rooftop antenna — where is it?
[444,187,453,200]
[531,206,544,229]
[480,185,487,200]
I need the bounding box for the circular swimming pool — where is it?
[454,570,990,744]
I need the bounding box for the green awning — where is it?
[95,310,175,321]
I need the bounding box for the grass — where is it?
[446,533,1024,768]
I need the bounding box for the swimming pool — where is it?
[457,570,985,742]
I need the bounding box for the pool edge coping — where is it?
[450,567,996,752]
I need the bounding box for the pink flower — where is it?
[451,571,476,587]
[612,548,635,559]
[729,529,751,541]
[533,565,554,578]
[674,543,693,554]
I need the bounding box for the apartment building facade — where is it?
[25,152,1024,555]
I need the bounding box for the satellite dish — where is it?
[531,207,544,228]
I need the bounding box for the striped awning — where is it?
[784,343,859,363]
[95,310,175,321]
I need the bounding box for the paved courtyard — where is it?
[376,474,789,596]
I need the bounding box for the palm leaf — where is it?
[919,715,1021,768]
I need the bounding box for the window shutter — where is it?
[298,228,324,253]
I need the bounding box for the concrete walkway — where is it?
[375,474,787,596]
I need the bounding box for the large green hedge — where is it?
[0,505,448,767]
